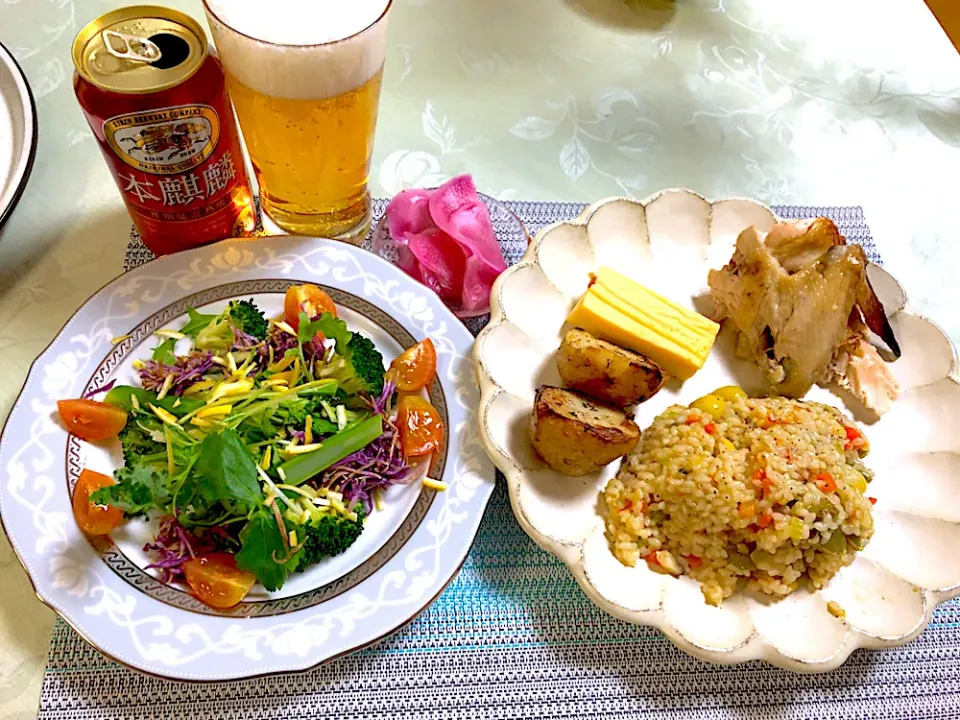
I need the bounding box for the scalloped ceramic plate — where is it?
[0,236,494,681]
[473,189,960,672]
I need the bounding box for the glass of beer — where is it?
[203,0,391,242]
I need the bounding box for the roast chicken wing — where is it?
[708,218,900,414]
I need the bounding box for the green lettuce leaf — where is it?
[104,386,203,417]
[195,430,262,511]
[179,307,218,338]
[235,508,299,591]
[298,311,351,352]
[152,337,177,365]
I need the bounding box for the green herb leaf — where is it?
[195,430,262,511]
[175,469,219,518]
[235,508,299,591]
[104,386,203,417]
[180,307,218,338]
[92,464,170,516]
[296,312,324,345]
[152,337,178,365]
[298,311,351,352]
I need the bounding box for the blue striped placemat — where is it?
[37,201,960,720]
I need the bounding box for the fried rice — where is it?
[603,394,874,606]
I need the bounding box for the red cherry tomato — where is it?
[390,338,437,392]
[284,284,337,330]
[183,553,256,609]
[72,469,124,536]
[397,395,444,457]
[57,399,128,441]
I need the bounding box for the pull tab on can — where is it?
[102,30,162,64]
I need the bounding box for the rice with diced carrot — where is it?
[603,393,874,606]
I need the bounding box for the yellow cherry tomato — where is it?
[690,394,727,419]
[713,386,748,402]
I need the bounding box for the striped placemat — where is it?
[37,200,960,720]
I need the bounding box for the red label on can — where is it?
[75,51,256,256]
[103,103,242,224]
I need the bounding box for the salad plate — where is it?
[0,235,494,681]
[473,189,960,672]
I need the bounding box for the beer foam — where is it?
[205,0,390,100]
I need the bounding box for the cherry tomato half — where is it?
[397,395,444,457]
[284,284,337,331]
[57,399,128,441]
[390,338,437,392]
[72,469,124,536]
[183,552,256,609]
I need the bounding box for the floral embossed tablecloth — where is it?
[2,0,960,716]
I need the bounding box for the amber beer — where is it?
[72,7,256,256]
[204,0,391,242]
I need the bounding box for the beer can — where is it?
[72,6,256,257]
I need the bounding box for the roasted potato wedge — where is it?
[530,386,640,476]
[557,328,666,407]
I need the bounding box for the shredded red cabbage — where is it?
[138,352,215,396]
[305,334,326,362]
[372,379,397,416]
[232,326,262,351]
[143,516,231,583]
[83,379,116,399]
[255,327,299,370]
[316,414,412,514]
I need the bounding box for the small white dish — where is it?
[473,189,960,672]
[0,41,37,229]
[369,192,528,319]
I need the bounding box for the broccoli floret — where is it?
[195,299,268,352]
[273,398,339,436]
[227,299,268,341]
[118,422,165,466]
[93,463,170,517]
[338,333,386,397]
[305,314,386,398]
[295,509,365,571]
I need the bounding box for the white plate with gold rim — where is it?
[0,236,494,681]
[472,189,960,672]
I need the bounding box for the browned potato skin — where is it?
[557,328,666,407]
[530,386,640,476]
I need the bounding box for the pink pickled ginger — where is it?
[406,228,467,303]
[428,176,507,273]
[386,188,433,239]
[383,189,433,280]
[462,255,502,311]
[382,175,507,316]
